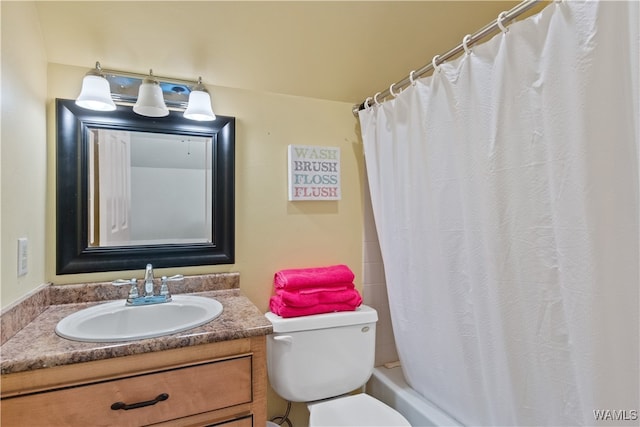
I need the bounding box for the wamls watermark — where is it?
[593,409,638,422]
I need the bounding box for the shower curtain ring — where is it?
[374,92,382,106]
[364,97,373,111]
[432,55,441,72]
[389,83,399,98]
[497,11,509,33]
[409,70,417,86]
[463,34,473,55]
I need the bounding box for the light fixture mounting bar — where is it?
[101,69,199,109]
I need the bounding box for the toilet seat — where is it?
[308,393,411,426]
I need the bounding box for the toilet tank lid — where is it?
[265,305,377,333]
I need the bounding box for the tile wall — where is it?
[362,175,398,366]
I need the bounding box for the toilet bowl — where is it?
[265,306,410,426]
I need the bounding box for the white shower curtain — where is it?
[359,1,638,426]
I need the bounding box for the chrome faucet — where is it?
[144,263,154,297]
[112,264,184,306]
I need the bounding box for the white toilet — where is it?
[265,305,411,426]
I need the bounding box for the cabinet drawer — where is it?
[212,415,253,427]
[2,355,252,426]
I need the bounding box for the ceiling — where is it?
[35,1,541,105]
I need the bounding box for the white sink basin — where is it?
[55,295,223,342]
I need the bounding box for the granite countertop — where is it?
[0,274,273,375]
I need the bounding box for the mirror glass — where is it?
[88,129,213,247]
[56,99,235,274]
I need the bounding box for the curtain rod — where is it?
[352,0,541,116]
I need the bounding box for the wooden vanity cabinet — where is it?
[0,336,266,427]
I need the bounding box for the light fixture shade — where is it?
[76,74,116,111]
[133,74,169,117]
[184,90,216,121]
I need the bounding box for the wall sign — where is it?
[288,145,341,201]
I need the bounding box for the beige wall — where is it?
[2,4,365,314]
[45,64,364,313]
[4,4,364,426]
[1,2,48,307]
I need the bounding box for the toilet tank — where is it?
[265,305,378,402]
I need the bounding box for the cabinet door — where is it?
[2,356,252,426]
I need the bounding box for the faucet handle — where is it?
[112,278,139,301]
[159,275,183,300]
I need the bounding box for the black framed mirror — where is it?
[56,98,235,274]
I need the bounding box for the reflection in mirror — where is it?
[88,130,213,247]
[56,99,235,274]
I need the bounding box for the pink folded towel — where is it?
[269,295,362,318]
[274,265,355,290]
[277,286,362,308]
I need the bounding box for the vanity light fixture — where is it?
[75,62,117,111]
[133,69,169,117]
[183,77,216,121]
[75,62,216,121]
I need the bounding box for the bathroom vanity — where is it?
[0,273,272,426]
